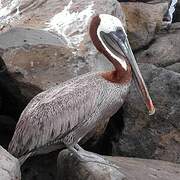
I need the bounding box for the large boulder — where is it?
[57,150,126,180]
[57,149,180,180]
[166,62,180,73]
[120,2,168,50]
[135,23,180,69]
[111,63,180,163]
[0,28,76,98]
[0,0,125,73]
[0,146,21,180]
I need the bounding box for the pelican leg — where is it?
[68,144,121,172]
[74,144,84,151]
[68,146,85,162]
[69,144,106,163]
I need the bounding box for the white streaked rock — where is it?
[0,146,21,180]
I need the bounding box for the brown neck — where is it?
[89,15,132,84]
[101,51,132,83]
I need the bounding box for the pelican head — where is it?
[89,14,155,115]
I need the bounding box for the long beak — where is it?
[123,39,155,115]
[101,30,155,115]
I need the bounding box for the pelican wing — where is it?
[8,73,102,157]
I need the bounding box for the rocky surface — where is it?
[0,146,21,180]
[111,63,180,163]
[57,150,126,180]
[135,23,180,69]
[0,28,74,99]
[57,149,180,180]
[0,115,16,149]
[120,2,168,50]
[0,27,67,49]
[166,62,180,73]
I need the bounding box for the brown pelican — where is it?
[8,14,155,164]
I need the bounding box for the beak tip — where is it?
[149,108,155,116]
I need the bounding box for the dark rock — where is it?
[21,151,58,180]
[57,149,180,180]
[83,109,124,155]
[0,56,6,110]
[0,56,27,119]
[173,0,180,22]
[111,63,180,163]
[135,23,180,68]
[0,115,16,149]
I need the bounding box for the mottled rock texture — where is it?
[57,149,180,180]
[111,64,180,163]
[0,29,75,99]
[120,2,168,50]
[166,62,180,73]
[135,23,180,70]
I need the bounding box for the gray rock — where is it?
[112,63,180,163]
[135,23,180,68]
[108,156,180,180]
[0,27,67,49]
[57,149,180,180]
[166,62,180,73]
[0,146,21,180]
[1,41,80,98]
[0,115,16,149]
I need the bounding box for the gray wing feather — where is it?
[8,74,101,157]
